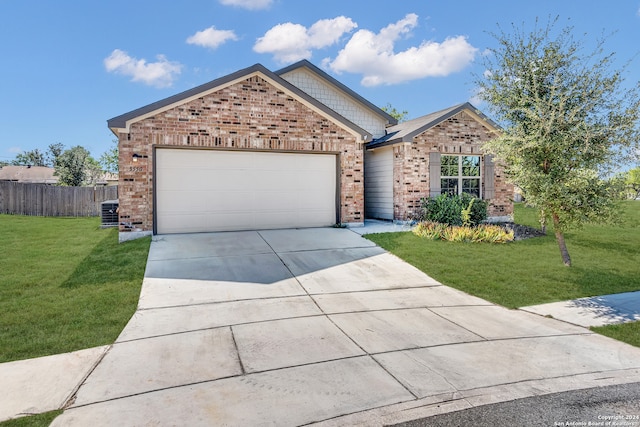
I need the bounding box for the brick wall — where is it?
[117,75,363,233]
[393,111,513,220]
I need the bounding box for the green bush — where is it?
[419,193,488,226]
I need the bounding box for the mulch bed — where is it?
[498,223,547,240]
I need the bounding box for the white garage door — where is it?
[364,147,393,220]
[156,149,337,234]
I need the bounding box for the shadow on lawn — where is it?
[571,237,639,256]
[60,230,150,288]
[571,266,639,297]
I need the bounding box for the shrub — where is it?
[413,221,448,239]
[461,198,474,227]
[442,225,475,242]
[412,222,514,243]
[472,224,514,243]
[419,193,488,226]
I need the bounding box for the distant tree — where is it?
[382,103,409,123]
[99,140,119,174]
[625,167,640,199]
[8,144,65,167]
[84,157,104,186]
[475,18,640,266]
[55,146,95,186]
[46,143,65,167]
[12,149,47,166]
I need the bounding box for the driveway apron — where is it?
[52,228,640,426]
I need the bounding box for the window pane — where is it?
[462,156,480,177]
[441,178,458,196]
[441,155,458,177]
[462,178,480,197]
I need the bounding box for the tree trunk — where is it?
[540,208,547,234]
[552,212,571,266]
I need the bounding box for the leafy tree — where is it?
[625,167,640,199]
[9,144,64,167]
[84,157,104,186]
[475,19,640,266]
[46,143,65,167]
[55,146,95,186]
[12,149,47,166]
[382,103,409,123]
[99,140,119,173]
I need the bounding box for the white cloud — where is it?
[104,49,182,88]
[219,0,272,10]
[187,26,238,49]
[254,16,357,64]
[327,14,478,86]
[8,146,22,154]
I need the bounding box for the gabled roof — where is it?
[0,166,58,184]
[366,102,500,149]
[276,60,398,126]
[108,63,373,141]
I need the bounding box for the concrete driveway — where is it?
[52,228,640,426]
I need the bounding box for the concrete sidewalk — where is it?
[521,291,640,327]
[2,226,640,426]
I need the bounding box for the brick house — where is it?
[365,103,513,221]
[108,60,512,241]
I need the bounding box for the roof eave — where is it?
[366,102,501,150]
[107,63,271,133]
[107,63,372,141]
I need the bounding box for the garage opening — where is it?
[155,149,337,234]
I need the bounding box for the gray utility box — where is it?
[101,200,119,228]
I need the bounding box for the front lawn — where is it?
[0,216,150,363]
[0,411,61,427]
[592,322,640,348]
[366,201,640,309]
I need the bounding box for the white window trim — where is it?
[440,155,482,198]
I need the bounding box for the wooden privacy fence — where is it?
[0,182,118,217]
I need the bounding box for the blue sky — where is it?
[1,0,639,163]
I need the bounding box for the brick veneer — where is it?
[117,75,363,233]
[393,111,513,220]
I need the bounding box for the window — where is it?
[440,155,481,197]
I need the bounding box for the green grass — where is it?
[0,215,150,363]
[0,411,62,427]
[366,201,640,309]
[592,322,640,348]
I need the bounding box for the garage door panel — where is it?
[303,171,333,190]
[204,190,255,212]
[256,212,297,229]
[253,170,299,190]
[296,209,336,226]
[299,192,334,210]
[300,154,335,169]
[255,154,292,170]
[160,213,213,234]
[155,168,189,191]
[157,191,208,213]
[254,191,298,211]
[205,212,257,232]
[156,149,336,234]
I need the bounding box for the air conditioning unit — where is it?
[101,200,119,228]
